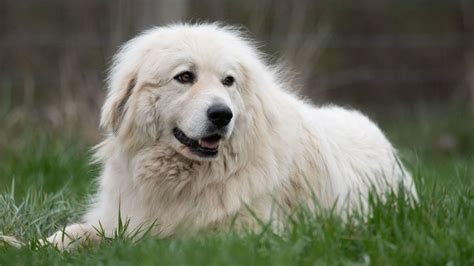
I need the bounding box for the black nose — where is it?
[207,104,233,128]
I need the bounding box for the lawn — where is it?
[0,108,473,265]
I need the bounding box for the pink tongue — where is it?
[200,140,219,149]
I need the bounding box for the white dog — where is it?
[37,23,417,249]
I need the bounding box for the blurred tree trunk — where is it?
[108,0,188,55]
[140,0,188,27]
[460,0,474,111]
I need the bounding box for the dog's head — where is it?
[101,24,265,161]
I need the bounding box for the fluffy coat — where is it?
[44,23,417,249]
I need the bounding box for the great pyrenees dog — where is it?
[30,23,417,249]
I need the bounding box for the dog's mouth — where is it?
[173,128,222,157]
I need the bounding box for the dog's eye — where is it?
[222,76,235,87]
[174,71,195,84]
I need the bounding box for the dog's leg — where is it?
[0,235,25,248]
[42,223,100,251]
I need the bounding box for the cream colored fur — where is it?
[42,23,417,250]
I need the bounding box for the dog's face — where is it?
[101,25,260,161]
[151,46,243,161]
[165,65,238,160]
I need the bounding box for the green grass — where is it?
[0,109,473,265]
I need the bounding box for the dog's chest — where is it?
[130,146,234,202]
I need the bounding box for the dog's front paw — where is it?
[40,223,99,251]
[0,235,25,248]
[38,231,78,251]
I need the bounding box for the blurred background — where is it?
[1,0,473,140]
[1,1,473,251]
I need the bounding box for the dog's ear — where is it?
[100,74,137,134]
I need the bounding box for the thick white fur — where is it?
[44,23,417,250]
